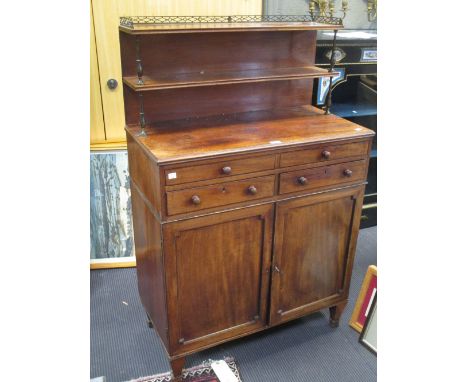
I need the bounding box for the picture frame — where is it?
[359,294,377,354]
[349,265,377,332]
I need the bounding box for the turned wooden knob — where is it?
[247,185,257,195]
[322,150,331,159]
[191,195,201,205]
[222,166,232,175]
[343,169,353,177]
[298,176,308,185]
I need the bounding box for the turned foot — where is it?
[329,317,339,328]
[329,302,347,328]
[170,357,185,381]
[146,312,153,328]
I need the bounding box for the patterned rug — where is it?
[129,357,242,382]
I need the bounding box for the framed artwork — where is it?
[349,265,377,332]
[359,294,377,354]
[90,150,136,269]
[360,48,377,62]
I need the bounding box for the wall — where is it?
[263,0,377,29]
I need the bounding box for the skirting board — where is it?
[90,141,127,151]
[90,256,136,270]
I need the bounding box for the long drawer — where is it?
[164,155,276,186]
[280,141,369,168]
[166,175,275,215]
[279,160,368,195]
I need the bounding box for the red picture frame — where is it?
[349,265,377,332]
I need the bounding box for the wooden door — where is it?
[163,204,273,354]
[269,186,364,325]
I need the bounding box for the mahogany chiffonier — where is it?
[120,15,375,380]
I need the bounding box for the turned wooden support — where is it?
[170,357,185,381]
[136,36,144,85]
[329,301,347,328]
[324,29,338,115]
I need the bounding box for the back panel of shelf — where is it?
[123,78,314,125]
[120,30,320,125]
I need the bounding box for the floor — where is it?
[91,226,377,382]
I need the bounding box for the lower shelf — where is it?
[123,66,337,91]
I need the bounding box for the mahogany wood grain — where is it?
[130,182,168,348]
[270,186,365,325]
[122,24,373,377]
[125,106,374,165]
[166,175,275,216]
[280,140,369,168]
[163,205,274,354]
[279,160,368,194]
[164,154,276,186]
[121,31,318,84]
[127,131,162,212]
[123,79,314,125]
[120,21,343,35]
[123,66,336,91]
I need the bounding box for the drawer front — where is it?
[280,141,369,168]
[166,175,275,215]
[165,155,276,186]
[279,160,367,195]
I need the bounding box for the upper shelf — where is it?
[119,15,343,35]
[123,66,338,91]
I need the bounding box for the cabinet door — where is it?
[163,204,273,354]
[269,186,364,325]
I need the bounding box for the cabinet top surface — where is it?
[126,106,374,164]
[119,16,343,34]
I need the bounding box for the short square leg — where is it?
[329,301,347,328]
[170,357,185,381]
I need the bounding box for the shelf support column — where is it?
[136,93,147,137]
[324,29,338,115]
[136,36,144,85]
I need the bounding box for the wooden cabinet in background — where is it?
[122,16,375,380]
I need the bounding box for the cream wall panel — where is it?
[91,0,262,145]
[90,5,106,143]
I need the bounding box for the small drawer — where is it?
[279,160,367,195]
[164,155,276,186]
[166,175,275,215]
[280,141,369,168]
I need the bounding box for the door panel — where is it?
[163,204,273,354]
[90,4,106,143]
[270,186,364,325]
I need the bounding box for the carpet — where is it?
[129,357,242,382]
